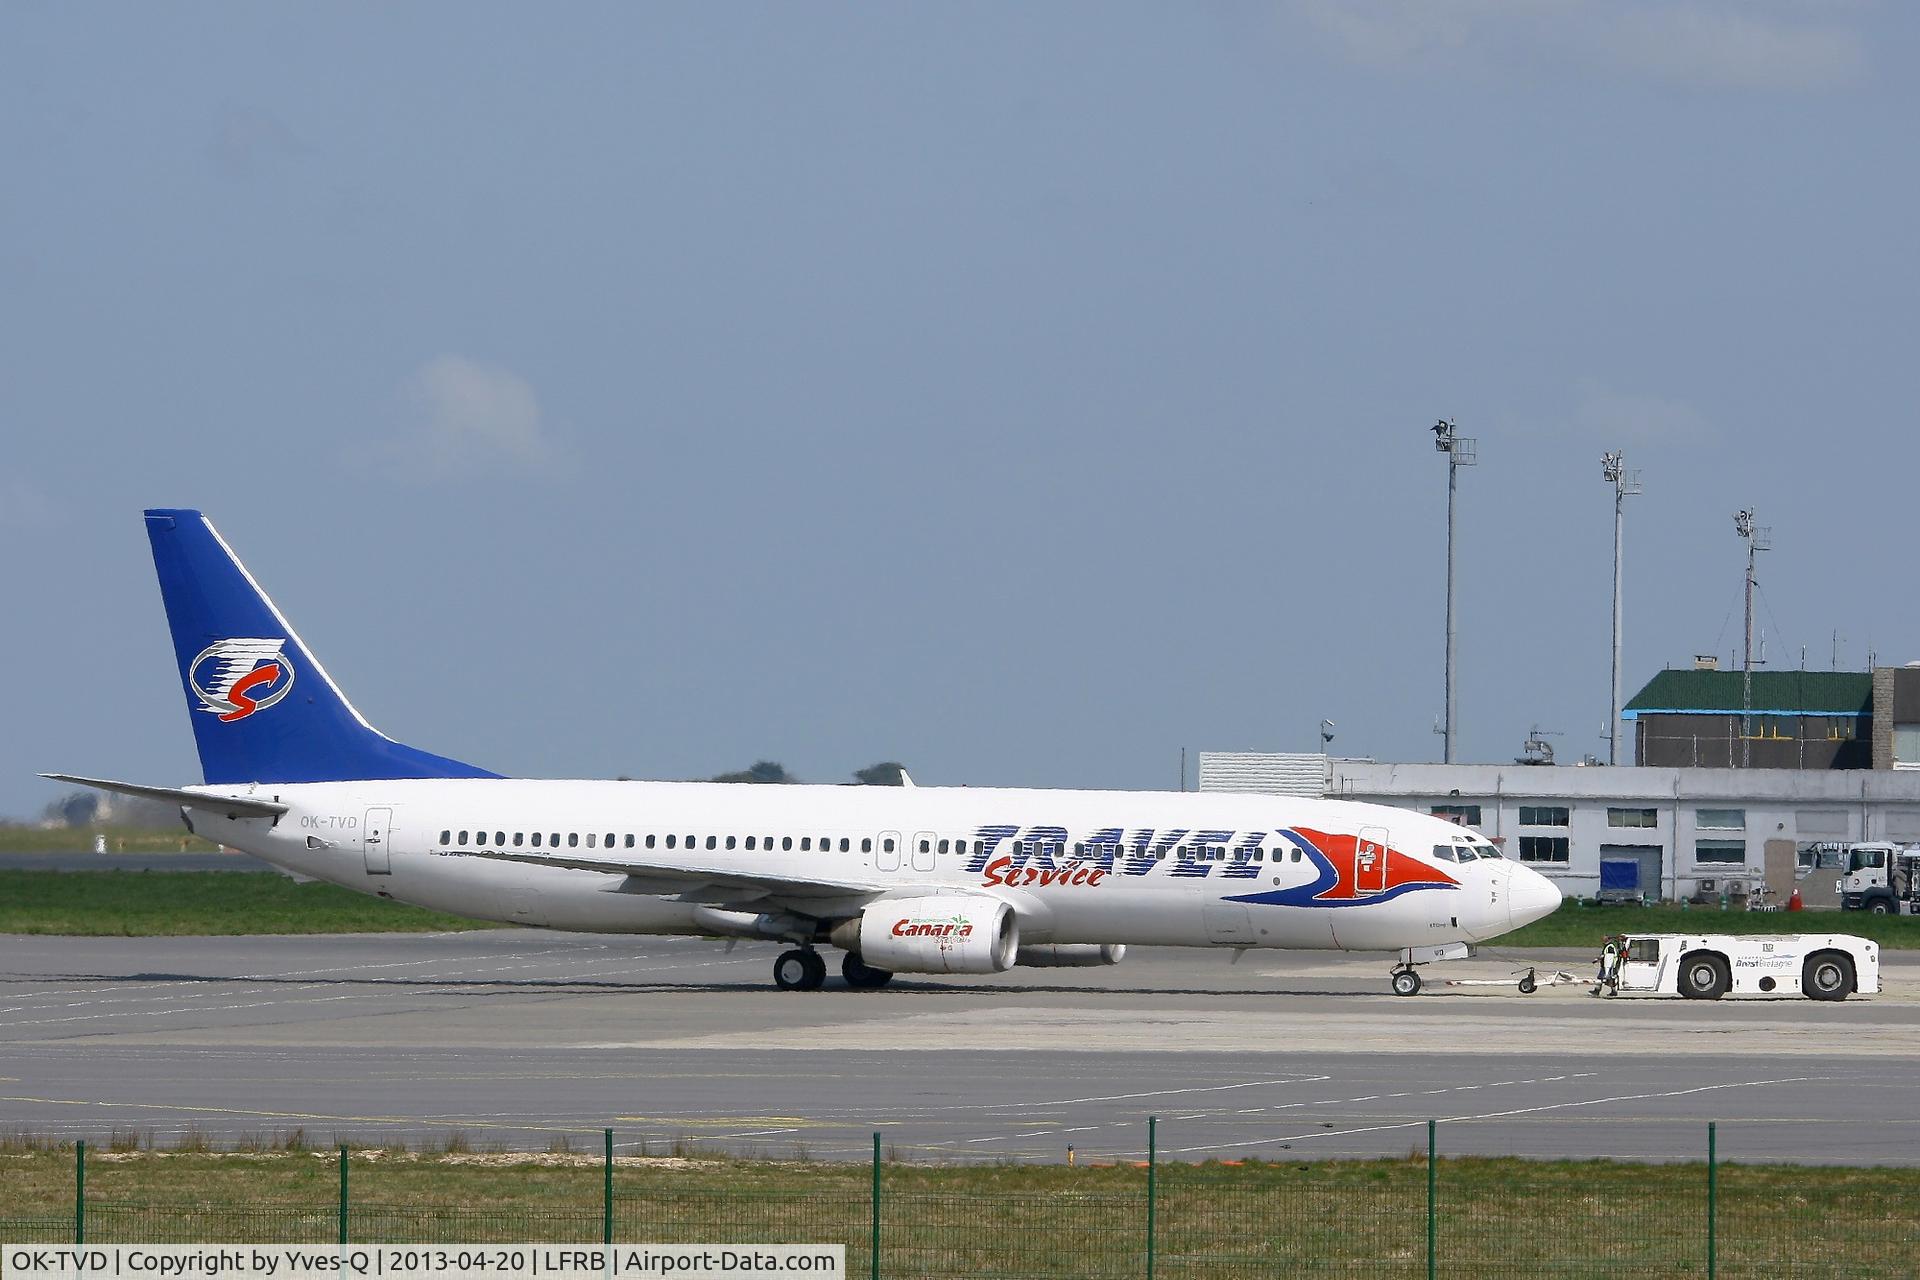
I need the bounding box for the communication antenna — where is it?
[1601,451,1642,765]
[1433,420,1477,764]
[1734,509,1771,766]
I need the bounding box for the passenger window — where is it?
[645,834,656,849]
[476,831,488,847]
[745,836,756,850]
[1291,848,1301,862]
[884,837,895,852]
[919,839,931,854]
[938,839,949,854]
[783,837,793,851]
[606,833,615,847]
[861,838,872,853]
[513,833,524,847]
[802,838,812,852]
[624,835,634,849]
[666,835,677,849]
[587,833,597,848]
[839,838,850,852]
[496,832,505,846]
[568,833,579,848]
[550,833,560,848]
[440,829,451,844]
[532,832,543,848]
[726,835,736,850]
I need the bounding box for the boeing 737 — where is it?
[48,510,1562,995]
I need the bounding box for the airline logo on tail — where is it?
[189,638,295,722]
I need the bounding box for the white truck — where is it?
[1838,842,1920,915]
[1595,933,1878,1001]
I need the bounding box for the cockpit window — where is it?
[1478,843,1505,859]
[1455,847,1480,861]
[1431,845,1458,862]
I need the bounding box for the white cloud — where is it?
[1288,0,1867,91]
[394,355,557,474]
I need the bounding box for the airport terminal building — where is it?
[1199,752,1920,904]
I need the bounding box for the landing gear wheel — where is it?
[774,949,827,991]
[1391,969,1422,997]
[1803,952,1854,1001]
[1518,972,1538,995]
[1677,952,1730,1000]
[841,953,895,990]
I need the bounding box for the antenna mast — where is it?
[1601,452,1641,766]
[1433,420,1476,764]
[1734,509,1771,767]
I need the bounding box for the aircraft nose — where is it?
[1509,867,1563,928]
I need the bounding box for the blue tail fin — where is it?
[145,509,498,785]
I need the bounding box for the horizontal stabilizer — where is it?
[40,773,288,820]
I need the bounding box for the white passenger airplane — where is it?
[48,510,1560,995]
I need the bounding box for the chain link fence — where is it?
[8,1120,1919,1278]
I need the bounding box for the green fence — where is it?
[10,1123,1920,1278]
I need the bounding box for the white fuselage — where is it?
[189,778,1561,953]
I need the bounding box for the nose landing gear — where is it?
[774,948,827,991]
[1390,967,1422,997]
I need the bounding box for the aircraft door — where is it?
[1355,827,1388,895]
[876,831,901,873]
[363,806,393,875]
[911,831,937,873]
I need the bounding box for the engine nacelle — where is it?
[1014,943,1126,968]
[834,895,1018,974]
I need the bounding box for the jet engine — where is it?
[830,895,1018,974]
[1014,943,1126,968]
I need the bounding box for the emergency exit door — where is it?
[363,807,393,875]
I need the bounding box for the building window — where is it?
[1895,724,1920,768]
[1431,804,1482,826]
[1696,809,1745,831]
[1695,839,1746,865]
[1517,837,1570,863]
[1519,806,1569,827]
[1607,808,1658,829]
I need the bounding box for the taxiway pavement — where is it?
[3,931,1915,1164]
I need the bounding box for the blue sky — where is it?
[4,2,1916,815]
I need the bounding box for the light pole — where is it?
[1601,452,1641,765]
[1432,421,1476,764]
[1734,509,1771,768]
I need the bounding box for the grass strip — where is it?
[2,1147,1917,1277]
[0,870,494,935]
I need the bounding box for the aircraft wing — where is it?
[41,773,288,820]
[446,846,885,900]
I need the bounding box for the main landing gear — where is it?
[841,953,894,990]
[771,949,895,990]
[773,948,827,991]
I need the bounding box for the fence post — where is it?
[1707,1121,1717,1280]
[1146,1115,1158,1280]
[604,1129,614,1246]
[74,1139,85,1246]
[1426,1119,1436,1280]
[338,1145,349,1246]
[870,1133,881,1280]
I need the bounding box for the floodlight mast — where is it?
[1734,508,1771,768]
[1432,420,1476,764]
[1602,452,1641,765]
